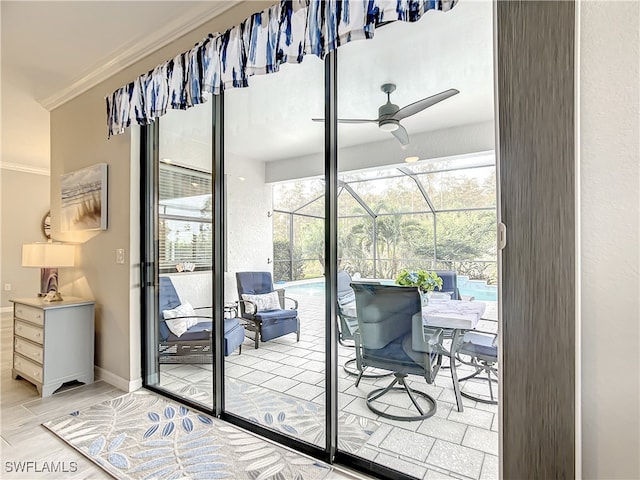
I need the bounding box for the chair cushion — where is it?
[242,292,280,314]
[162,302,198,337]
[224,322,245,356]
[363,334,426,376]
[434,270,459,300]
[254,308,298,323]
[159,277,181,341]
[459,340,497,359]
[166,318,242,339]
[236,272,274,295]
[338,271,355,304]
[224,316,241,334]
[166,321,212,342]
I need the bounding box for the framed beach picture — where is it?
[61,163,108,231]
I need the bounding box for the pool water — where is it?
[282,278,498,302]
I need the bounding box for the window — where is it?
[158,162,212,271]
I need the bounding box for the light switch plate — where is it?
[116,249,125,264]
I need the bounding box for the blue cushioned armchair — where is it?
[236,272,300,349]
[159,276,245,362]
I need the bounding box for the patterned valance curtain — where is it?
[106,0,457,137]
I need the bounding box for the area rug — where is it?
[175,377,380,453]
[43,390,335,479]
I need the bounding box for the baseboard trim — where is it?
[95,366,142,392]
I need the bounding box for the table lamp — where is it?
[22,242,75,301]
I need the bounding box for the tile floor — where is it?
[0,311,367,480]
[157,296,499,480]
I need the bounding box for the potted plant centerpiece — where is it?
[395,269,443,306]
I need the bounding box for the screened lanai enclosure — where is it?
[273,153,497,295]
[138,0,500,478]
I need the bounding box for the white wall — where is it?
[48,1,263,390]
[266,120,495,183]
[0,74,51,309]
[224,154,273,304]
[580,2,640,478]
[0,81,50,171]
[0,169,50,308]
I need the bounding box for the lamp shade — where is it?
[22,243,75,268]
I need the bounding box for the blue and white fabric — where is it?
[106,0,458,137]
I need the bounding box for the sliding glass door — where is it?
[142,96,215,409]
[222,58,329,449]
[335,2,498,478]
[142,2,499,477]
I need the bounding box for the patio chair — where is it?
[351,283,444,421]
[159,276,245,363]
[337,271,390,379]
[433,270,461,300]
[451,330,498,407]
[235,271,300,349]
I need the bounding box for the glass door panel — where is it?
[145,96,214,408]
[223,59,327,447]
[336,2,499,478]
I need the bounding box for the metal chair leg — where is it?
[365,373,437,421]
[354,369,364,388]
[458,362,498,405]
[450,353,464,412]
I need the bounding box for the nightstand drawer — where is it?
[13,354,43,383]
[14,320,44,345]
[14,337,43,364]
[14,305,44,326]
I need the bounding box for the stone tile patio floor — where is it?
[158,296,499,480]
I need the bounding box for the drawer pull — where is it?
[34,333,41,338]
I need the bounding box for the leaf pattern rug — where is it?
[176,378,380,453]
[43,390,335,479]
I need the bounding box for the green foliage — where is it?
[273,240,304,282]
[395,269,443,293]
[273,159,498,283]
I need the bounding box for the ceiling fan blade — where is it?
[391,124,410,145]
[393,88,460,121]
[312,118,379,123]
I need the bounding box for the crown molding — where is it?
[0,161,50,176]
[40,1,239,111]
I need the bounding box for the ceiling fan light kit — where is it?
[379,121,399,132]
[312,84,459,146]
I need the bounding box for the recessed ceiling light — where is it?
[191,182,199,187]
[405,156,419,163]
[238,176,246,181]
[161,158,172,163]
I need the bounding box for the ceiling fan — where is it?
[312,84,459,146]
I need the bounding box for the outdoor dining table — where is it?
[412,298,488,411]
[420,298,487,330]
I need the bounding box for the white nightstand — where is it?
[11,297,96,397]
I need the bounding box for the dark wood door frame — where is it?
[497,1,575,478]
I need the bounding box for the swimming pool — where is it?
[281,278,498,302]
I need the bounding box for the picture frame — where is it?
[60,163,108,231]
